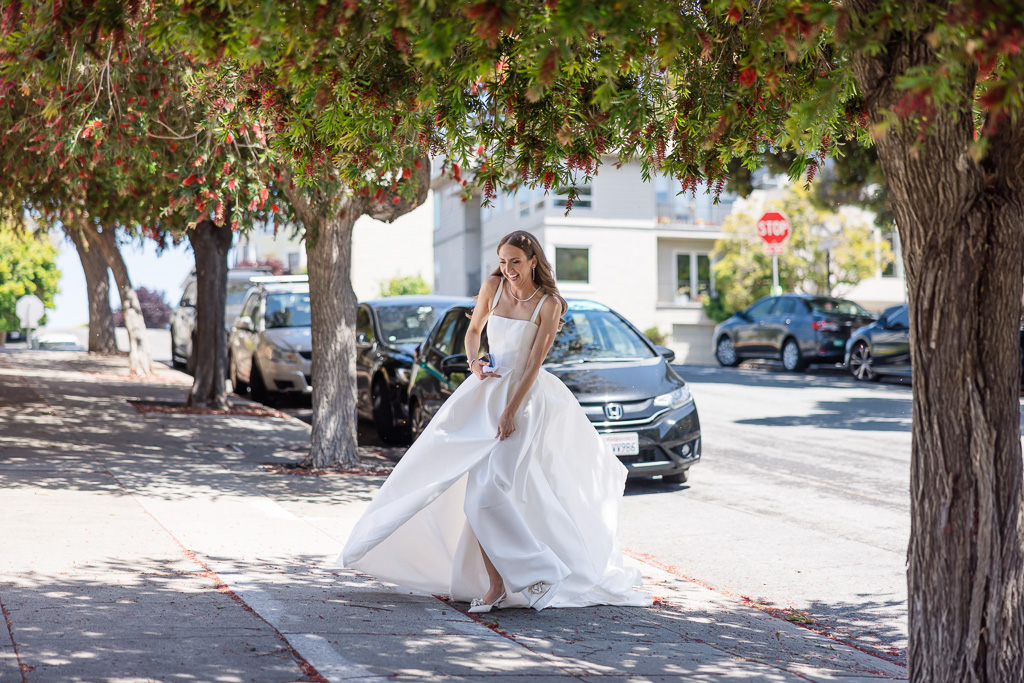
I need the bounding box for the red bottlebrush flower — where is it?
[452,163,461,176]
[183,174,197,186]
[222,162,231,174]
[228,178,237,190]
[726,4,742,23]
[476,144,485,155]
[226,131,234,144]
[543,170,554,188]
[2,0,22,37]
[806,161,818,184]
[260,187,269,203]
[170,142,178,152]
[114,158,122,167]
[271,203,280,213]
[392,196,401,204]
[402,167,412,179]
[414,159,423,170]
[739,68,757,88]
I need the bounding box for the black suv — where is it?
[406,299,701,484]
[712,294,876,371]
[845,304,911,381]
[356,295,473,443]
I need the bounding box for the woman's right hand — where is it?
[471,358,502,380]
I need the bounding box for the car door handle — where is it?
[758,321,766,325]
[785,319,791,324]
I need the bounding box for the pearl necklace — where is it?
[508,282,539,302]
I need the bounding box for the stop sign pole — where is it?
[757,211,791,295]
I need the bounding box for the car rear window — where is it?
[806,297,871,317]
[265,292,312,328]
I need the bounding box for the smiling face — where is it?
[497,243,537,287]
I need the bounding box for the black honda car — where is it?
[356,295,473,443]
[712,294,876,371]
[406,299,701,484]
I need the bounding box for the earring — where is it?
[532,266,536,281]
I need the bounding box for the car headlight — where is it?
[262,342,300,364]
[653,385,693,408]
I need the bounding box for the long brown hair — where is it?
[489,230,568,323]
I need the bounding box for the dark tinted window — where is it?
[890,307,909,329]
[746,298,776,318]
[547,310,655,364]
[807,297,871,316]
[774,298,798,315]
[377,305,445,344]
[432,311,461,356]
[264,292,312,328]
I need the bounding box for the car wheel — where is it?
[848,342,879,382]
[372,377,400,443]
[715,336,739,367]
[229,354,248,394]
[409,400,427,442]
[249,361,270,403]
[663,470,689,484]
[781,338,805,372]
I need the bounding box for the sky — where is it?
[48,234,195,329]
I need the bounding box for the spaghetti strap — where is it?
[529,294,549,324]
[491,278,504,311]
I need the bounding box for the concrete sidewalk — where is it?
[0,349,907,682]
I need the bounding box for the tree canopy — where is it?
[0,222,60,332]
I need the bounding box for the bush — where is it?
[642,326,667,346]
[114,287,172,328]
[379,274,431,297]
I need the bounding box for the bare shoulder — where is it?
[478,274,501,299]
[539,295,563,324]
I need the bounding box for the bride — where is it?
[341,230,651,612]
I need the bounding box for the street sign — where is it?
[763,243,786,255]
[757,212,791,245]
[16,294,44,329]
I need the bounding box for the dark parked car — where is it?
[407,299,701,484]
[844,304,911,381]
[712,294,876,371]
[357,295,473,443]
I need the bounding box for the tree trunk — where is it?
[83,220,153,376]
[186,219,232,410]
[282,167,430,468]
[65,224,117,355]
[852,15,1024,681]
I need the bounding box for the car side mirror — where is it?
[734,310,748,320]
[234,316,253,332]
[654,345,676,363]
[440,354,470,376]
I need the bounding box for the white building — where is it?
[234,202,435,301]
[431,160,737,364]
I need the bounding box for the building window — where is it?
[553,185,592,209]
[555,247,589,283]
[519,190,530,218]
[676,253,713,302]
[433,194,442,232]
[534,185,546,211]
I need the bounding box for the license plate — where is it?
[603,432,639,456]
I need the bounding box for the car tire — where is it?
[848,342,879,382]
[781,338,806,372]
[229,353,248,395]
[372,377,401,444]
[409,399,426,443]
[250,361,270,404]
[715,336,739,367]
[663,470,689,484]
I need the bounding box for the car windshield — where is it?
[547,309,656,364]
[806,297,871,317]
[264,292,312,328]
[227,281,252,307]
[377,305,445,344]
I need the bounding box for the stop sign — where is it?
[757,212,791,244]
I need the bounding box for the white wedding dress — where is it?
[340,280,651,610]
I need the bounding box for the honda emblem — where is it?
[604,403,624,420]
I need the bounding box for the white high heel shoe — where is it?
[468,590,507,614]
[527,580,559,610]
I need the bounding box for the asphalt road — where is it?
[269,361,915,662]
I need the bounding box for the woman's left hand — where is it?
[496,407,516,440]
